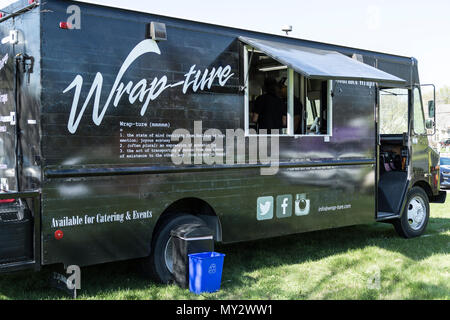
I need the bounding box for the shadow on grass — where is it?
[0,217,448,299]
[220,217,449,266]
[215,217,449,298]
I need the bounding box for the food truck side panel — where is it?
[37,1,378,266]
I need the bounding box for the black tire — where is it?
[143,213,205,284]
[393,187,430,238]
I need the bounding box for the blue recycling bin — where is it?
[188,252,225,294]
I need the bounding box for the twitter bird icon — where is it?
[257,196,274,220]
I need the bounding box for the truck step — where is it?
[0,202,33,265]
[0,260,36,273]
[376,211,400,221]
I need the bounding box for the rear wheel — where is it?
[143,214,205,284]
[393,187,429,238]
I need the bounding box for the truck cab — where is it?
[377,78,446,237]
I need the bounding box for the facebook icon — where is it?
[276,195,292,218]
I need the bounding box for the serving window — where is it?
[243,46,332,137]
[239,36,405,138]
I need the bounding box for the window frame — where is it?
[378,87,410,135]
[304,78,333,137]
[412,86,426,136]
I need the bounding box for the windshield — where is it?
[440,158,450,166]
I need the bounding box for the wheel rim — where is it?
[407,196,427,231]
[164,236,173,274]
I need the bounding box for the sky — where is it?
[1,0,449,89]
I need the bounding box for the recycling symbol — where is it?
[208,263,217,274]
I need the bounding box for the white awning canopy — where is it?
[240,36,406,84]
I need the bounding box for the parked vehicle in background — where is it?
[440,139,450,147]
[440,156,450,188]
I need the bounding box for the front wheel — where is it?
[393,187,430,238]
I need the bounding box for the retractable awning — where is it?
[239,36,406,84]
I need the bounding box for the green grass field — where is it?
[0,194,448,300]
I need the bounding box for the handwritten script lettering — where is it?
[63,39,234,134]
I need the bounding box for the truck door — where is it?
[410,86,430,181]
[377,87,410,219]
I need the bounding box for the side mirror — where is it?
[428,100,435,118]
[425,118,434,129]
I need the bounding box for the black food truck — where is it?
[0,0,446,284]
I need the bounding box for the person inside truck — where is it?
[252,77,286,133]
[277,78,303,134]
